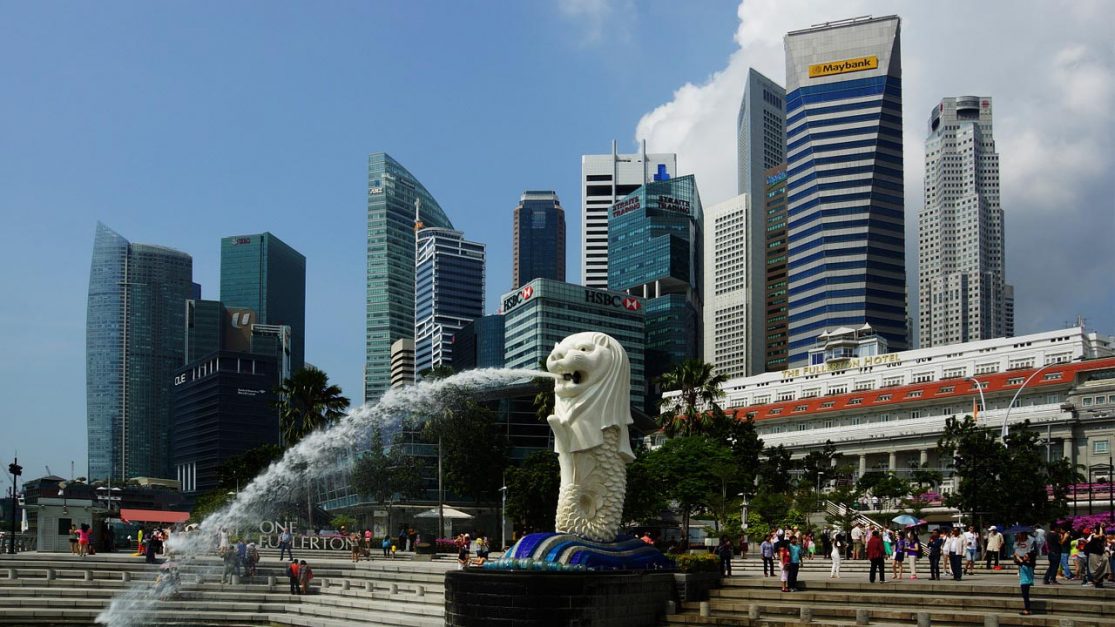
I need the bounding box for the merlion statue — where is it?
[545,332,634,542]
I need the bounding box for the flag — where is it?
[972,398,979,420]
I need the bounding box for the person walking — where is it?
[286,559,300,594]
[278,528,294,561]
[892,532,907,580]
[716,537,734,577]
[927,530,944,580]
[906,530,922,579]
[77,524,91,558]
[963,525,979,576]
[867,529,886,583]
[1014,531,1037,615]
[298,560,314,594]
[221,544,238,584]
[761,534,775,577]
[69,525,79,555]
[830,529,844,578]
[1044,525,1063,585]
[986,526,1004,570]
[948,527,964,581]
[245,542,260,583]
[778,538,791,592]
[851,523,864,560]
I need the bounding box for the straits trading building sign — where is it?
[808,55,878,79]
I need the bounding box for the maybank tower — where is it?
[784,16,907,366]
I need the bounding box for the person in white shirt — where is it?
[948,527,965,581]
[851,524,864,560]
[963,526,979,575]
[985,526,1004,569]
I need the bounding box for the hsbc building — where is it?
[501,278,646,410]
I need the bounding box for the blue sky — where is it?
[3,1,1112,484]
[0,1,738,480]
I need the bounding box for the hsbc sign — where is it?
[584,289,641,312]
[502,285,535,312]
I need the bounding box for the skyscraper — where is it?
[220,232,306,373]
[919,96,1012,347]
[366,153,454,402]
[736,69,787,375]
[512,190,565,289]
[784,15,908,366]
[763,165,791,371]
[87,222,193,481]
[414,227,485,376]
[608,174,702,412]
[703,193,753,379]
[581,142,676,290]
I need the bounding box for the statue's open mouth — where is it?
[562,371,583,384]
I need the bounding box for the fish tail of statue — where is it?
[554,427,627,543]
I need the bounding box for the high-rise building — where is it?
[581,142,676,290]
[919,96,1012,347]
[389,339,415,389]
[414,227,485,376]
[736,69,787,375]
[764,165,790,371]
[502,279,646,409]
[512,191,565,289]
[366,153,454,402]
[608,174,703,411]
[219,232,306,373]
[784,15,908,366]
[453,315,506,371]
[172,352,281,494]
[87,223,193,482]
[703,193,753,379]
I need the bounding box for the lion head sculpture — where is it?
[546,332,635,462]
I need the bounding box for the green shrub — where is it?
[669,552,721,574]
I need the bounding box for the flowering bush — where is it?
[1056,511,1114,531]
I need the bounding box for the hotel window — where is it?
[769,408,783,415]
[906,390,923,399]
[943,368,965,379]
[1007,377,1024,385]
[798,424,809,431]
[912,372,933,383]
[851,417,862,426]
[854,380,875,391]
[1045,353,1072,365]
[880,414,891,422]
[778,392,795,402]
[1043,373,1062,381]
[878,394,892,401]
[1083,397,1094,407]
[911,410,924,419]
[975,362,998,375]
[883,376,903,387]
[848,398,863,405]
[820,401,835,409]
[794,405,808,412]
[1094,440,1110,455]
[802,388,821,398]
[940,386,955,393]
[823,419,834,429]
[1008,358,1035,370]
[828,385,848,396]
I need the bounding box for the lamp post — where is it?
[1001,358,1083,445]
[738,492,750,532]
[964,376,987,423]
[7,458,21,555]
[499,485,508,551]
[437,435,444,540]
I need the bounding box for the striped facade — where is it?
[783,16,908,366]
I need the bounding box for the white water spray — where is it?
[96,368,553,626]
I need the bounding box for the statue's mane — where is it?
[553,332,633,436]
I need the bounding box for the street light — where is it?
[499,486,508,551]
[1001,357,1082,445]
[964,376,987,423]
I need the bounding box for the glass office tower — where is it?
[784,15,908,366]
[512,190,565,289]
[366,153,454,402]
[87,222,193,481]
[414,227,485,376]
[607,174,702,411]
[220,232,306,373]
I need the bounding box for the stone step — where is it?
[281,603,442,627]
[1,606,270,625]
[302,592,444,616]
[709,596,1115,622]
[717,577,1115,602]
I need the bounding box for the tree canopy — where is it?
[504,450,561,534]
[274,366,350,446]
[656,359,729,437]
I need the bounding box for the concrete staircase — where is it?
[0,552,451,626]
[666,575,1115,626]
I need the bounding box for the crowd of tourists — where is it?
[745,522,1113,615]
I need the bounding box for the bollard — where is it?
[342,579,350,591]
[416,585,425,597]
[267,575,276,587]
[699,602,710,618]
[917,612,931,627]
[121,571,130,583]
[856,608,869,625]
[666,600,676,616]
[748,605,760,620]
[45,568,55,581]
[83,570,92,582]
[365,581,373,592]
[800,607,812,623]
[5,569,13,580]
[983,616,998,627]
[320,578,329,590]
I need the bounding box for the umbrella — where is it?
[904,519,928,529]
[892,514,919,526]
[414,506,473,519]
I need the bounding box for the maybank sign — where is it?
[808,55,878,79]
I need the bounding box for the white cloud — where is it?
[636,0,1115,336]
[557,0,632,46]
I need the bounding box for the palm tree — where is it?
[275,366,350,447]
[656,359,728,438]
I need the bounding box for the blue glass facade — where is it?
[453,315,506,371]
[607,175,703,410]
[219,233,306,373]
[366,154,454,402]
[86,223,193,482]
[414,228,484,376]
[512,191,565,289]
[784,17,908,366]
